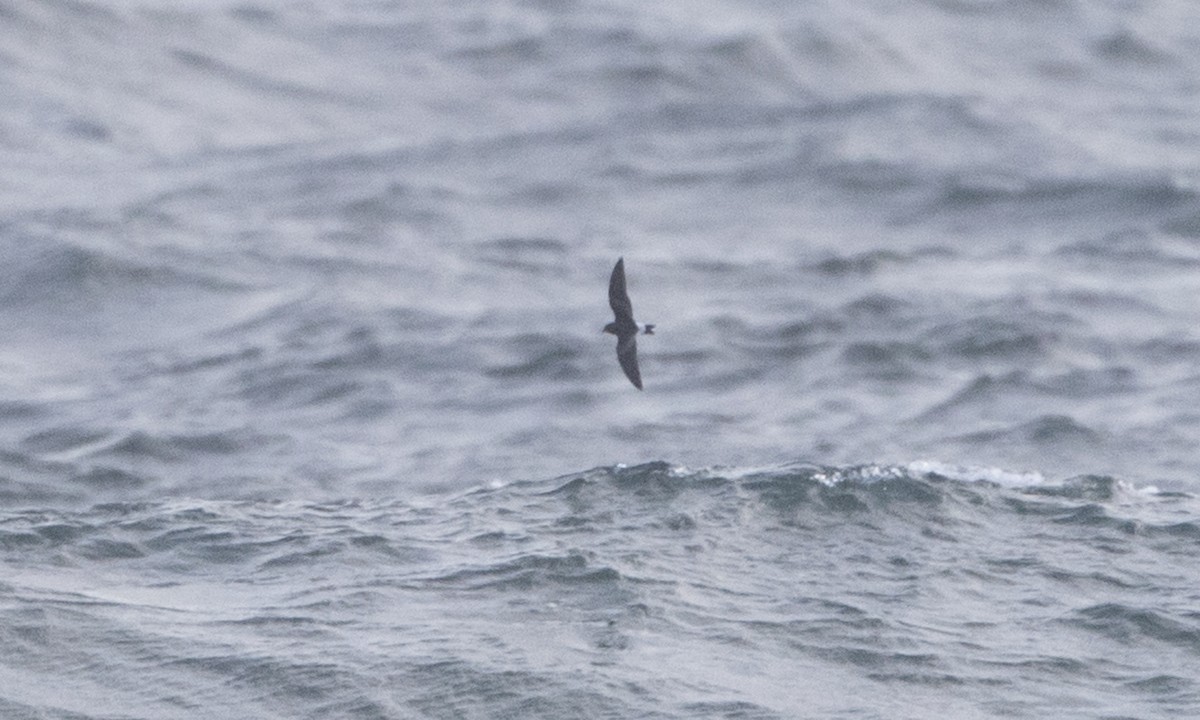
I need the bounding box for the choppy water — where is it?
[3,0,1200,717]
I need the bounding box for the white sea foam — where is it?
[907,459,1047,488]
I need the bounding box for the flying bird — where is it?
[603,257,654,390]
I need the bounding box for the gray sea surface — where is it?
[3,0,1200,717]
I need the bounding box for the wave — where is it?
[1,457,1184,534]
[510,460,1189,536]
[1069,603,1200,652]
[950,414,1103,448]
[932,174,1197,213]
[0,239,221,308]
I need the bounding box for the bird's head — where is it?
[602,322,618,335]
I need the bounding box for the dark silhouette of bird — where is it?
[603,257,654,389]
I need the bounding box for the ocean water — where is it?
[3,0,1200,717]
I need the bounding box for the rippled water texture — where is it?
[3,463,1199,718]
[2,0,1200,717]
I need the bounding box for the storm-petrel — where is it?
[603,257,654,390]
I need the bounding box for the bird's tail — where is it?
[643,324,655,335]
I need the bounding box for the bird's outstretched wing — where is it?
[616,333,642,390]
[608,257,634,323]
